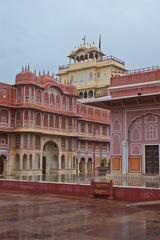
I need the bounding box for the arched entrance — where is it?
[0,155,6,175]
[42,141,59,174]
[128,113,160,174]
[87,158,92,174]
[79,158,86,173]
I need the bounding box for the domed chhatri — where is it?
[58,37,126,99]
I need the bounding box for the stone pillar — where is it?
[85,160,87,174]
[59,152,61,170]
[78,158,80,174]
[122,140,128,174]
[20,154,23,170]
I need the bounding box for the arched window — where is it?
[35,153,40,169]
[95,53,98,59]
[17,88,21,101]
[36,89,41,103]
[43,114,48,128]
[69,118,72,129]
[15,153,20,170]
[85,54,88,60]
[62,96,66,108]
[22,154,27,169]
[50,93,55,105]
[24,111,29,125]
[61,117,65,129]
[84,91,87,98]
[36,113,41,127]
[16,111,22,126]
[29,154,32,169]
[25,86,29,101]
[52,155,58,169]
[79,92,83,99]
[56,95,60,107]
[80,55,84,61]
[31,87,34,100]
[49,115,54,128]
[61,155,65,169]
[89,53,93,59]
[73,156,76,169]
[0,110,8,124]
[30,111,34,125]
[55,116,59,128]
[76,56,80,62]
[88,90,93,98]
[44,92,49,105]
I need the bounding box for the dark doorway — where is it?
[0,157,4,175]
[42,156,46,174]
[145,145,159,174]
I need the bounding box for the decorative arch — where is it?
[87,158,92,173]
[79,158,86,173]
[62,96,66,108]
[130,144,141,155]
[112,119,121,131]
[35,153,40,169]
[80,55,84,61]
[15,153,20,170]
[25,86,29,100]
[50,93,55,105]
[24,110,29,123]
[43,141,59,173]
[61,155,65,169]
[22,154,27,169]
[61,117,65,129]
[36,112,41,127]
[36,89,41,103]
[44,92,49,105]
[43,114,48,128]
[73,156,76,169]
[56,95,61,107]
[29,154,32,169]
[112,134,121,155]
[84,91,87,98]
[130,127,141,141]
[49,115,54,128]
[0,110,8,124]
[55,116,59,128]
[128,112,160,132]
[79,92,83,99]
[88,90,93,98]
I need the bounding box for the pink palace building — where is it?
[87,66,160,176]
[0,67,110,177]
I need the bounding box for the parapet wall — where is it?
[0,180,160,202]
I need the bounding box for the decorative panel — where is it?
[128,156,141,172]
[112,156,121,171]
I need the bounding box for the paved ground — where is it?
[0,191,159,240]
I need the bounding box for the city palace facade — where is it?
[86,67,160,176]
[0,67,110,177]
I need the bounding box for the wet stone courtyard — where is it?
[0,191,159,240]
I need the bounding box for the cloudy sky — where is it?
[0,0,160,83]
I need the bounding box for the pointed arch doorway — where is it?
[0,155,6,176]
[42,141,59,174]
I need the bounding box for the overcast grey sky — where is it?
[0,0,160,83]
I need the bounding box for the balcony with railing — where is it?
[59,64,69,70]
[97,55,125,65]
[111,66,160,87]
